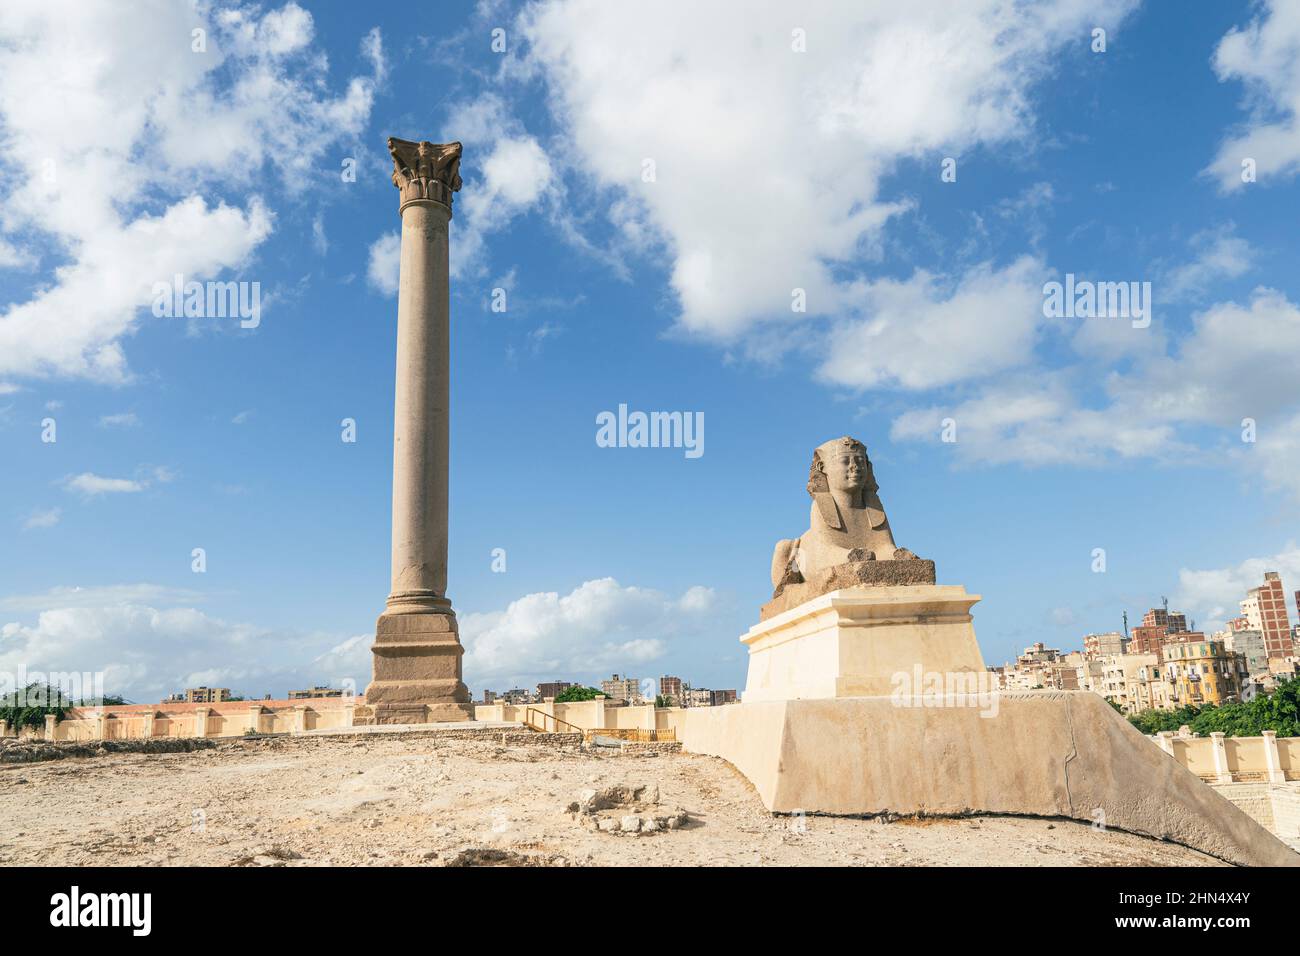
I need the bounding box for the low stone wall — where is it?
[1153,730,1298,784]
[499,732,584,748]
[474,701,696,738]
[10,697,360,743]
[620,741,683,755]
[0,737,217,764]
[1211,781,1300,851]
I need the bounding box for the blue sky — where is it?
[3,0,1300,703]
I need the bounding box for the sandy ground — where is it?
[0,732,1222,866]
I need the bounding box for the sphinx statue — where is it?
[765,436,935,618]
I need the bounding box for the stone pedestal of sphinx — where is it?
[679,435,1297,866]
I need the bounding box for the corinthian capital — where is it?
[388,137,462,211]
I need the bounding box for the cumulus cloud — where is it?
[1206,0,1300,190]
[517,0,1138,342]
[21,507,61,530]
[0,0,384,382]
[0,596,368,704]
[820,257,1046,390]
[0,577,717,703]
[460,577,717,688]
[1158,225,1254,303]
[444,94,555,280]
[63,474,148,497]
[890,376,1182,467]
[98,412,140,428]
[892,287,1300,480]
[366,232,400,296]
[1173,547,1300,634]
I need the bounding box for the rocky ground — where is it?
[0,731,1222,866]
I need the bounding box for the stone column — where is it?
[365,137,474,724]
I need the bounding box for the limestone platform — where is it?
[680,691,1299,867]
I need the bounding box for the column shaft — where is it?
[388,200,451,613]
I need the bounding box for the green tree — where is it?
[1126,677,1300,738]
[1127,704,1199,736]
[554,685,604,703]
[0,682,73,730]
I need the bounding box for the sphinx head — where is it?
[807,436,874,505]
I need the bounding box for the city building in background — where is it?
[182,687,231,704]
[600,674,644,704]
[658,675,683,705]
[1162,639,1246,708]
[288,686,345,700]
[1082,631,1127,659]
[1243,572,1294,660]
[537,680,575,700]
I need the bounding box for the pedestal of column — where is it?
[365,137,474,725]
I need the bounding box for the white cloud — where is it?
[1174,547,1300,634]
[820,257,1046,390]
[21,507,61,530]
[0,1,383,382]
[460,577,716,687]
[63,473,147,497]
[1253,411,1300,501]
[0,583,209,613]
[1106,287,1300,427]
[892,287,1300,478]
[311,213,328,255]
[0,596,367,703]
[518,0,1138,341]
[0,238,36,269]
[0,577,717,703]
[366,232,400,295]
[231,409,254,425]
[444,94,555,280]
[1206,0,1300,190]
[1159,225,1254,303]
[98,412,140,428]
[890,376,1182,467]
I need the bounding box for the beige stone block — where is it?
[681,691,1299,867]
[374,610,457,642]
[742,585,986,702]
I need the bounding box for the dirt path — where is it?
[0,733,1222,866]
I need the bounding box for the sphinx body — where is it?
[767,436,933,616]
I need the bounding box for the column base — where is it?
[365,607,473,722]
[369,702,476,725]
